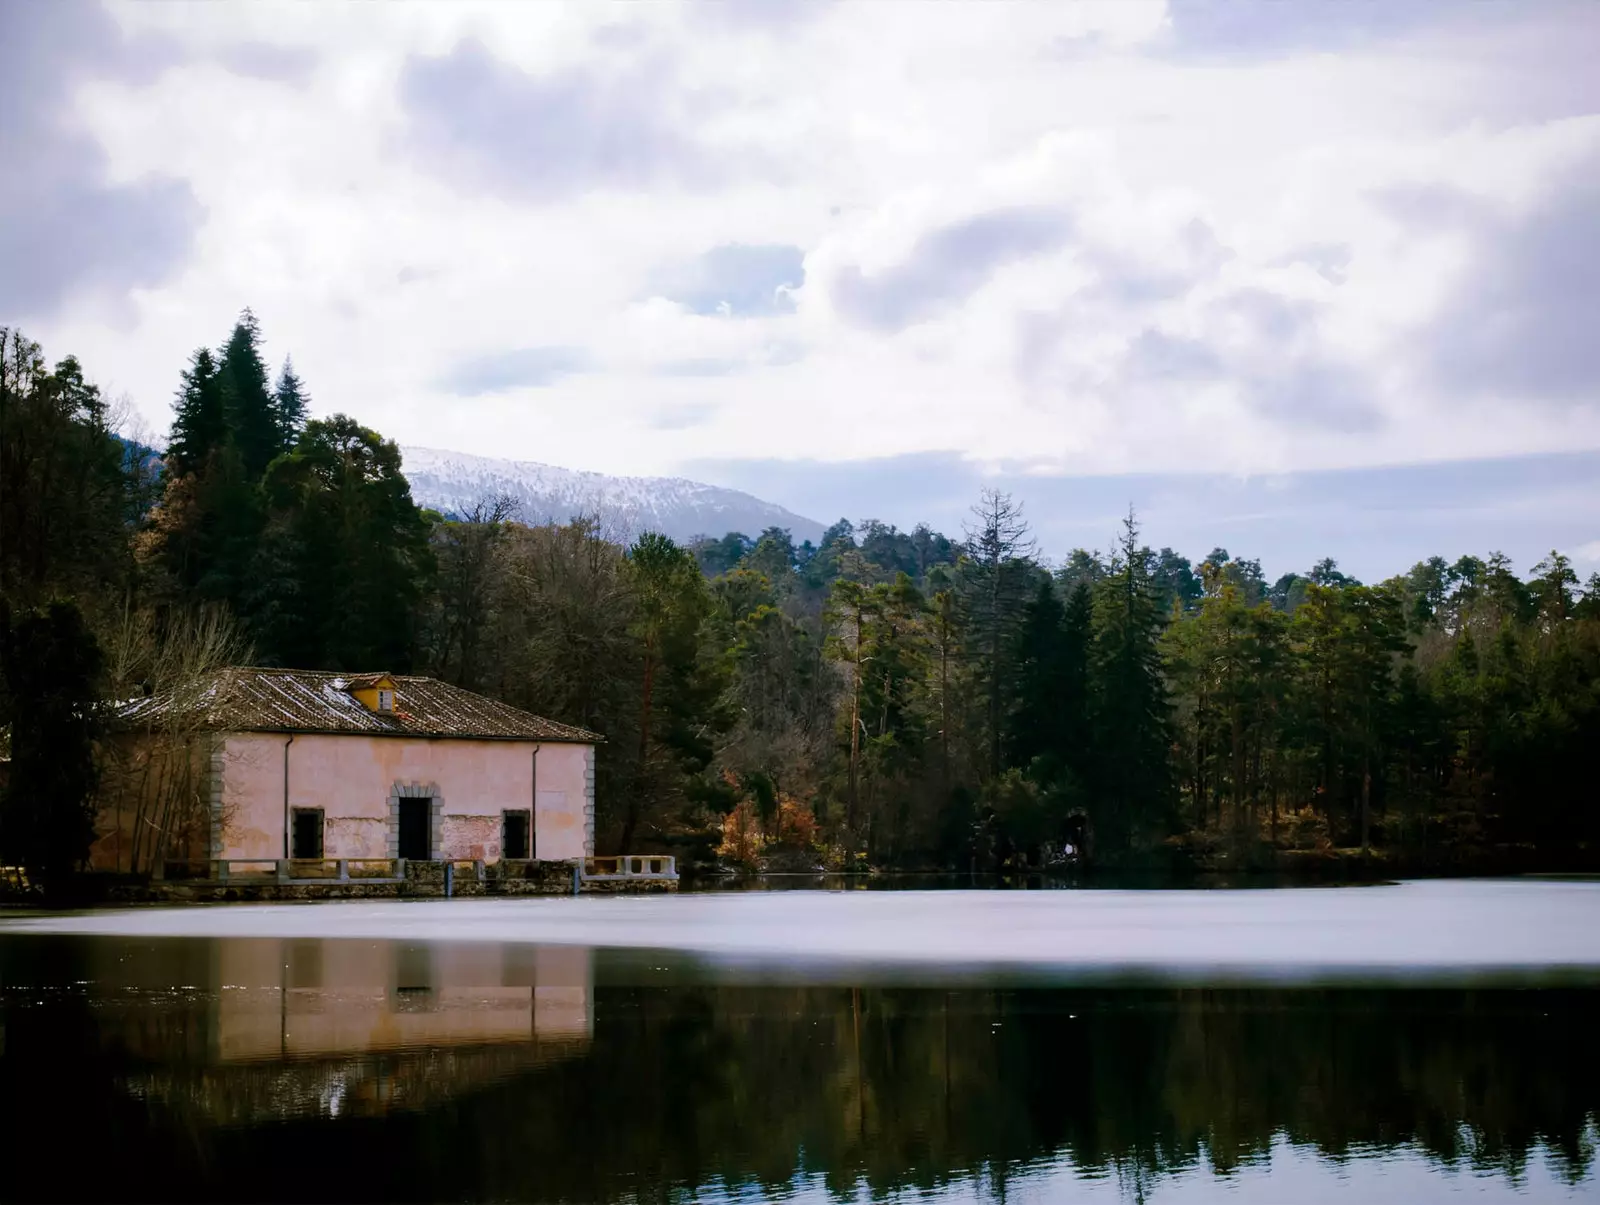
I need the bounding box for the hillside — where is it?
[399,446,825,545]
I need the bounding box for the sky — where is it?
[4,0,1599,580]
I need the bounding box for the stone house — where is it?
[93,668,599,871]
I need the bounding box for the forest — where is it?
[3,311,1599,881]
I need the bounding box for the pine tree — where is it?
[218,309,282,479]
[166,347,225,476]
[1008,576,1067,771]
[1,330,131,609]
[273,355,309,446]
[252,415,433,669]
[0,600,104,887]
[1089,510,1175,854]
[619,532,726,855]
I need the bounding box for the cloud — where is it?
[652,244,805,317]
[1161,0,1465,60]
[651,401,719,430]
[831,206,1072,331]
[1418,146,1600,407]
[690,0,834,32]
[16,1,1600,497]
[0,0,200,321]
[656,358,743,378]
[397,38,707,200]
[1122,329,1379,435]
[440,346,590,395]
[1289,243,1353,286]
[214,41,317,85]
[1122,330,1221,382]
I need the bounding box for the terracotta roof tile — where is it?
[114,668,600,743]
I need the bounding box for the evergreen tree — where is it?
[621,532,726,854]
[1008,577,1069,771]
[742,527,798,591]
[252,415,433,669]
[1267,572,1308,614]
[1151,548,1203,615]
[0,600,104,887]
[857,572,930,857]
[166,347,225,477]
[0,330,130,611]
[1056,549,1106,592]
[273,355,310,445]
[1089,511,1175,853]
[218,309,283,479]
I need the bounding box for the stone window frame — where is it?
[387,781,444,860]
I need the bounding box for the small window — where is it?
[377,688,394,713]
[291,808,324,859]
[502,810,531,861]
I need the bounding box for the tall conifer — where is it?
[165,347,225,477]
[1090,511,1175,852]
[273,355,309,445]
[218,309,281,478]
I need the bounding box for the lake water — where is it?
[2,880,1597,1202]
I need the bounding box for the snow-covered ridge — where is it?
[399,446,825,545]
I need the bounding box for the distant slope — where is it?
[400,446,825,545]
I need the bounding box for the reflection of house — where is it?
[109,938,595,1121]
[95,668,600,871]
[215,939,594,1060]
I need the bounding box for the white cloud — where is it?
[10,0,1599,482]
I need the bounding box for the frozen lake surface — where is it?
[6,878,1599,980]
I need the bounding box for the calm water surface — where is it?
[1,880,1597,1202]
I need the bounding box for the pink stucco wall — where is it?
[220,733,592,862]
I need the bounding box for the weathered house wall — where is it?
[219,733,593,862]
[90,733,218,873]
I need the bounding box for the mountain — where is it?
[399,446,826,546]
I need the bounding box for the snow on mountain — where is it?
[400,446,825,546]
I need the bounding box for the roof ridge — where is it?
[116,665,602,743]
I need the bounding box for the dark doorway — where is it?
[502,810,531,860]
[398,796,432,860]
[291,808,324,859]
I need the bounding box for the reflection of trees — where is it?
[1,970,1596,1202]
[566,985,1599,1201]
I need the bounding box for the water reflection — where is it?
[0,935,1595,1203]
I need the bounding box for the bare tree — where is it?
[420,493,519,689]
[97,602,253,873]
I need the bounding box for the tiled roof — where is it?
[114,668,600,743]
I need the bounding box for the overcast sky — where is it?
[5,0,1598,578]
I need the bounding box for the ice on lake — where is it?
[5,878,1599,982]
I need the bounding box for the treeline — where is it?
[3,312,1599,879]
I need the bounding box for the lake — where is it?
[1,879,1597,1202]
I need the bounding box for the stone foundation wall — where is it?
[92,859,675,904]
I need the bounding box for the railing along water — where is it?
[581,855,678,881]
